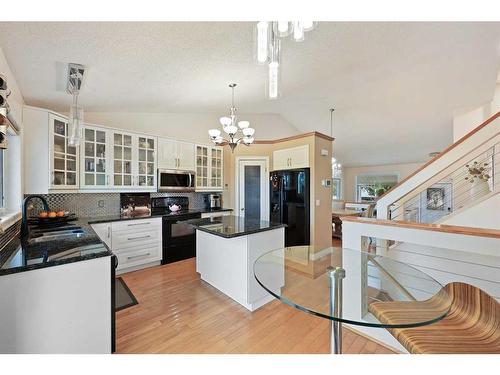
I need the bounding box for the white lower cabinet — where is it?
[90,222,112,249]
[200,211,232,219]
[92,218,162,273]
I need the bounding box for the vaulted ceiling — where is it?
[0,22,499,166]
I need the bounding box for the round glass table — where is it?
[253,246,452,354]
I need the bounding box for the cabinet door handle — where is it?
[107,226,111,239]
[127,235,151,241]
[127,222,151,227]
[127,252,150,260]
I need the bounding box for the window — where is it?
[332,178,342,200]
[355,174,398,202]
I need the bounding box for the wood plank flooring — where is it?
[116,252,396,354]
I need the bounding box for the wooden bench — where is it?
[369,282,500,354]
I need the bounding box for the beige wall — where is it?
[342,162,424,201]
[224,134,333,247]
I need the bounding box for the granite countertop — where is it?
[0,218,112,276]
[185,215,286,239]
[87,208,233,224]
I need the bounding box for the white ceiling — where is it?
[0,22,499,166]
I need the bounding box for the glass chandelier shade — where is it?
[68,92,83,147]
[255,21,316,99]
[208,83,255,152]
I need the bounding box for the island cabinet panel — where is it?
[195,226,285,311]
[246,228,285,303]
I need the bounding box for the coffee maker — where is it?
[204,193,222,210]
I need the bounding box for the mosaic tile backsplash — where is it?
[26,192,208,218]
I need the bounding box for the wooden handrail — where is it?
[340,216,500,239]
[376,111,500,202]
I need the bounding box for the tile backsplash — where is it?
[27,192,207,218]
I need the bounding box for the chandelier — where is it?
[208,83,255,152]
[255,21,316,99]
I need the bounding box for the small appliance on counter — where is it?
[204,193,222,210]
[120,193,151,217]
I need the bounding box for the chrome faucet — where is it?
[21,195,50,239]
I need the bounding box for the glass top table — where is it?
[253,246,452,354]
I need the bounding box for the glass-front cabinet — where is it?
[80,126,110,188]
[80,127,157,191]
[210,147,223,189]
[113,131,134,188]
[137,136,156,188]
[49,114,78,190]
[195,145,223,191]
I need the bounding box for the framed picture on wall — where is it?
[426,187,445,210]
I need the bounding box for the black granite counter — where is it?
[185,215,286,239]
[87,208,233,224]
[0,218,112,276]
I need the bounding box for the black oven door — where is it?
[162,214,201,264]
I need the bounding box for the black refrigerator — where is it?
[270,168,310,246]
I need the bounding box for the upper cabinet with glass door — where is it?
[112,131,134,189]
[137,136,156,188]
[195,145,223,191]
[80,125,111,189]
[49,114,78,190]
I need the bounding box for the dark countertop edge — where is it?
[87,208,233,224]
[0,243,112,276]
[194,223,286,239]
[0,219,113,276]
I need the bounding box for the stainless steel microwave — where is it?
[158,169,195,192]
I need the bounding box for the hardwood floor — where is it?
[116,255,396,354]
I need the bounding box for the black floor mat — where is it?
[115,277,138,311]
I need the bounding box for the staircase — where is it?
[376,112,500,228]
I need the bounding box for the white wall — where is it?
[342,162,424,201]
[82,111,300,144]
[453,77,500,141]
[0,47,24,211]
[441,192,500,230]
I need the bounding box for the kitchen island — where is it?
[187,215,286,311]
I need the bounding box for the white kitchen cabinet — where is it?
[23,106,79,194]
[80,125,112,189]
[137,135,157,188]
[90,222,112,248]
[112,131,157,191]
[110,218,162,273]
[195,145,224,191]
[273,145,309,170]
[158,138,195,171]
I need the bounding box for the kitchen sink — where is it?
[30,228,85,243]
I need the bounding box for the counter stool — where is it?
[369,282,500,354]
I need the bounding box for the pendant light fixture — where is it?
[255,21,317,100]
[208,83,255,152]
[330,108,342,177]
[67,63,85,147]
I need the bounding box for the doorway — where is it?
[235,157,269,221]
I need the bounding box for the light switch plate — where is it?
[316,199,320,206]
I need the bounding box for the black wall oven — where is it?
[162,212,201,264]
